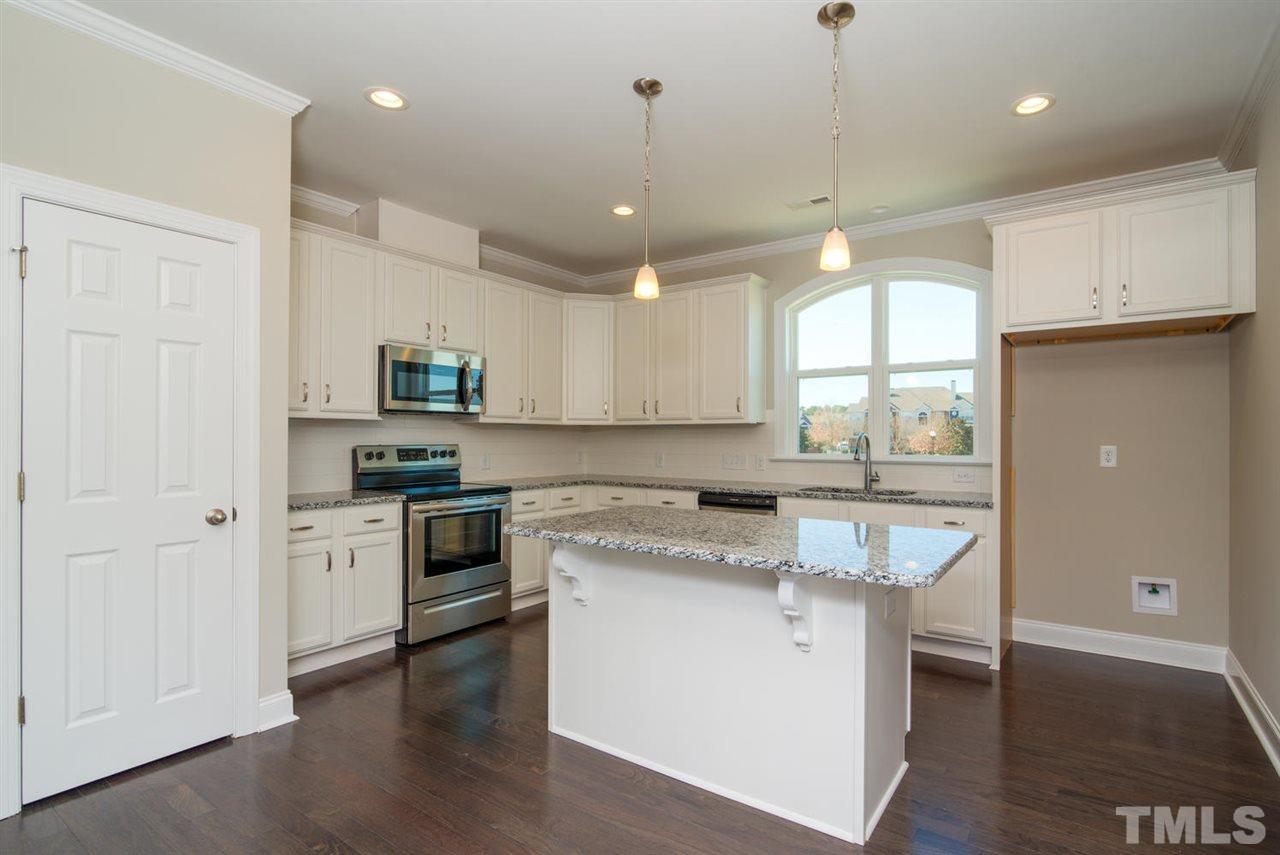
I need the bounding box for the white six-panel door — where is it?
[20,199,237,802]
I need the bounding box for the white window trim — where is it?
[773,257,992,464]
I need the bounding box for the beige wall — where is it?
[1228,71,1280,710]
[1,7,294,700]
[1013,336,1230,645]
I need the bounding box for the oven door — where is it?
[408,496,510,602]
[381,346,485,414]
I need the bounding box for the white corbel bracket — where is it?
[550,546,590,606]
[775,570,813,652]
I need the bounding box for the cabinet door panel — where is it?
[483,281,527,419]
[776,497,844,520]
[320,237,378,414]
[644,489,698,509]
[697,284,746,419]
[383,254,434,346]
[287,540,333,656]
[1116,188,1230,317]
[437,269,480,352]
[844,501,919,526]
[654,291,695,421]
[527,292,564,421]
[564,301,612,422]
[1004,211,1102,327]
[919,542,985,642]
[288,232,312,412]
[343,531,402,640]
[614,300,651,421]
[510,518,547,596]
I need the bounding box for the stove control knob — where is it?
[448,449,457,458]
[429,450,439,458]
[363,452,374,461]
[375,451,385,460]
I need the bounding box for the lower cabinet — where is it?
[777,497,991,650]
[287,502,402,659]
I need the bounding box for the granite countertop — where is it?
[505,506,976,588]
[287,490,407,511]
[499,474,992,509]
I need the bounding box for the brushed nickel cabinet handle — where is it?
[302,382,309,403]
[325,550,331,572]
[642,400,647,415]
[519,397,524,413]
[289,524,314,532]
[426,321,432,340]
[560,496,574,502]
[1091,287,1098,310]
[324,384,331,403]
[604,401,609,416]
[363,517,385,524]
[655,399,660,415]
[943,520,966,527]
[1122,283,1128,306]
[348,547,355,568]
[531,398,536,414]
[661,500,676,506]
[610,495,624,501]
[736,396,742,413]
[521,500,537,506]
[442,324,448,342]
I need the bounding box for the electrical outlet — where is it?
[576,451,584,465]
[655,452,665,469]
[479,453,491,472]
[1100,445,1118,468]
[720,452,747,471]
[755,454,768,471]
[952,468,975,484]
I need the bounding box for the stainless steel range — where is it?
[352,444,511,644]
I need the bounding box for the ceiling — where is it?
[88,0,1280,277]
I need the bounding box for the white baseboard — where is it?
[1012,618,1226,674]
[864,761,908,841]
[257,690,297,732]
[1226,650,1280,777]
[911,634,992,666]
[287,631,397,678]
[512,589,548,611]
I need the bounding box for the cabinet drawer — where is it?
[645,489,698,509]
[288,510,332,542]
[844,501,918,526]
[923,507,987,537]
[546,486,581,510]
[512,490,547,514]
[342,503,400,535]
[594,487,643,507]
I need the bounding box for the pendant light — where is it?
[817,3,855,272]
[633,77,663,300]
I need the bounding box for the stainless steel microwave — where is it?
[380,346,486,414]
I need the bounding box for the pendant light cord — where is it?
[831,24,841,231]
[643,93,653,266]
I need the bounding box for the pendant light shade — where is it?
[632,77,663,300]
[633,264,660,300]
[819,226,851,271]
[816,3,855,273]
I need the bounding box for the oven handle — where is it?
[459,360,474,412]
[411,498,510,518]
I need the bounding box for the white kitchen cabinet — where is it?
[777,497,846,521]
[343,529,402,641]
[644,489,698,510]
[990,171,1255,334]
[526,292,564,421]
[1002,210,1102,327]
[510,490,548,598]
[614,300,652,422]
[287,502,402,663]
[483,280,527,419]
[653,291,695,421]
[845,501,919,526]
[319,236,379,415]
[382,252,435,347]
[288,231,313,412]
[1114,187,1230,317]
[592,486,643,507]
[564,300,613,423]
[696,277,766,422]
[286,539,333,656]
[436,268,481,353]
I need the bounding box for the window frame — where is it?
[775,257,991,464]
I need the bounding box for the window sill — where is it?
[769,455,992,467]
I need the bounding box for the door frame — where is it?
[0,164,262,817]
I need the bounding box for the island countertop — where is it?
[505,506,976,588]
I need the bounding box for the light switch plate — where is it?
[755,454,768,471]
[952,468,976,484]
[1100,445,1118,467]
[479,452,491,471]
[721,452,747,471]
[655,452,665,469]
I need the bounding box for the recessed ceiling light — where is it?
[611,204,636,217]
[869,204,891,215]
[1012,93,1055,116]
[364,87,408,111]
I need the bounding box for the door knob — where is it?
[205,508,228,526]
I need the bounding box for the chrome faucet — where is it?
[852,433,881,491]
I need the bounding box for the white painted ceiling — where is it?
[89,0,1279,275]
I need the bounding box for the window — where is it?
[779,260,987,461]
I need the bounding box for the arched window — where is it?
[777,258,989,461]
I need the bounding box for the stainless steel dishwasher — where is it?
[696,492,777,515]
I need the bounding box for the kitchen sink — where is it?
[797,486,918,497]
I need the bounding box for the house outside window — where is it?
[778,258,990,462]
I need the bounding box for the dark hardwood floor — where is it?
[3,604,1277,853]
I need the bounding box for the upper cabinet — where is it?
[436,269,481,353]
[288,231,313,413]
[990,171,1255,334]
[526,292,564,422]
[482,280,531,420]
[564,300,614,423]
[653,291,695,421]
[381,255,480,353]
[614,300,652,422]
[697,277,766,422]
[320,237,379,415]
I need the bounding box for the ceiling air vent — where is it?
[785,194,831,211]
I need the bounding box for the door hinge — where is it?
[16,471,24,503]
[231,507,238,522]
[15,245,27,280]
[17,696,25,726]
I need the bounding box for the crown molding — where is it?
[579,158,1225,288]
[478,244,588,289]
[7,0,310,116]
[1218,20,1280,168]
[290,185,359,218]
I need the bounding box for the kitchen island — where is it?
[505,506,976,845]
